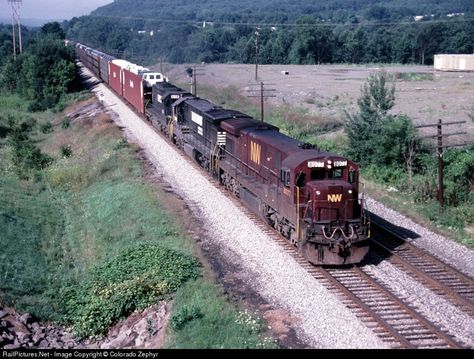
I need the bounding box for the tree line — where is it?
[64,15,473,66]
[92,0,474,25]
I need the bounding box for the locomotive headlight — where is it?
[316,191,321,196]
[348,190,353,194]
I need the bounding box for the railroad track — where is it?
[370,216,474,317]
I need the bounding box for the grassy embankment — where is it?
[0,91,276,348]
[190,83,473,247]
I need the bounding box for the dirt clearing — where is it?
[161,63,474,144]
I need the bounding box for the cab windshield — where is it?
[310,168,344,180]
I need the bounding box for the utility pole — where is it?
[417,119,467,211]
[186,66,204,96]
[254,27,261,82]
[8,0,22,60]
[246,82,276,122]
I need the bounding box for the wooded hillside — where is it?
[65,0,474,65]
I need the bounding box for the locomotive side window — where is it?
[330,168,343,180]
[311,169,325,180]
[348,169,356,183]
[296,171,306,187]
[281,169,290,187]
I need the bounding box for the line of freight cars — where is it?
[74,42,371,266]
[75,43,167,114]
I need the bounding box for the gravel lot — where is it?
[162,63,474,145]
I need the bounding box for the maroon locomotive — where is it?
[217,117,370,265]
[75,42,370,265]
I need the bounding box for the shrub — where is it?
[60,145,73,158]
[65,243,200,337]
[40,122,54,134]
[7,129,52,178]
[61,117,71,129]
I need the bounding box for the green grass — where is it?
[0,92,274,347]
[165,279,277,349]
[362,175,474,247]
[0,178,61,315]
[180,83,343,145]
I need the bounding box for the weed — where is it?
[171,305,203,330]
[165,280,277,349]
[146,317,154,337]
[113,138,128,150]
[60,145,73,158]
[40,122,54,134]
[65,244,199,337]
[395,72,434,81]
[61,118,71,129]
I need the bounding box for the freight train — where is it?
[75,43,370,265]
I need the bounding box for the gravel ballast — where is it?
[364,262,474,347]
[88,71,387,349]
[366,198,474,277]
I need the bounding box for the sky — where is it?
[0,0,113,21]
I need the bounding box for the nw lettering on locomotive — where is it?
[250,141,261,165]
[327,194,343,202]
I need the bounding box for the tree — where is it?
[442,146,474,205]
[415,23,445,65]
[288,18,333,64]
[41,22,65,40]
[334,27,367,64]
[392,26,416,64]
[345,71,418,168]
[1,23,78,111]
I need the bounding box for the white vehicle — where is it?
[112,59,168,86]
[142,72,169,86]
